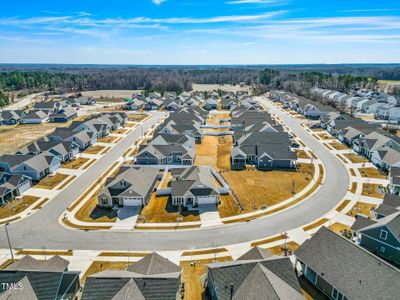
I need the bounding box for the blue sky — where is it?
[0,0,400,64]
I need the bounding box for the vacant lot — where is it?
[222,164,314,212]
[138,194,200,223]
[35,173,69,190]
[361,183,385,198]
[192,83,250,93]
[195,135,232,171]
[347,202,377,218]
[80,90,143,98]
[0,196,40,219]
[180,256,232,300]
[344,153,368,163]
[0,122,71,154]
[62,157,90,169]
[359,167,387,179]
[218,194,241,218]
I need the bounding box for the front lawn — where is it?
[359,167,387,179]
[361,183,385,198]
[62,157,90,169]
[344,153,368,163]
[35,173,69,190]
[0,196,40,219]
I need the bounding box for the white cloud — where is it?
[152,0,167,5]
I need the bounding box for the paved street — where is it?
[0,100,350,251]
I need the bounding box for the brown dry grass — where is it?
[344,153,368,163]
[75,193,117,223]
[0,196,40,219]
[138,194,200,223]
[359,167,387,179]
[267,241,299,255]
[83,145,106,155]
[222,164,314,212]
[349,169,356,176]
[0,259,16,270]
[0,122,71,155]
[182,248,228,256]
[98,136,118,143]
[33,198,49,210]
[62,157,90,169]
[62,218,112,230]
[180,256,233,300]
[82,159,97,170]
[296,150,310,159]
[98,252,147,257]
[329,223,351,235]
[361,183,385,198]
[35,173,69,190]
[251,235,283,247]
[330,142,349,150]
[114,128,129,135]
[128,114,147,122]
[303,218,329,231]
[57,176,76,190]
[347,202,377,218]
[195,135,232,171]
[350,182,357,193]
[218,194,241,218]
[16,250,73,256]
[318,133,335,140]
[336,200,351,212]
[82,261,132,283]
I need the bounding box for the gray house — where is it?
[98,166,160,208]
[0,255,80,300]
[171,166,220,207]
[207,247,303,300]
[0,174,32,205]
[33,101,63,113]
[370,148,400,171]
[82,252,181,300]
[17,140,80,163]
[50,129,97,150]
[20,110,49,124]
[353,131,400,159]
[354,211,400,265]
[204,98,218,111]
[136,144,195,165]
[295,226,400,300]
[49,107,77,122]
[0,110,26,125]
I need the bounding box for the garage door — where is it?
[123,197,142,207]
[198,196,217,205]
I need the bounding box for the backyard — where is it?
[221,164,314,213]
[194,135,232,171]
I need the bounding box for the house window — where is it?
[380,230,388,240]
[101,198,109,206]
[332,288,344,300]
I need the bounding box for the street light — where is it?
[4,223,14,261]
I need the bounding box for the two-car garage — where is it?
[122,197,143,207]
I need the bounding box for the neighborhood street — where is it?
[0,99,350,251]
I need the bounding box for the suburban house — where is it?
[207,247,303,300]
[82,252,181,300]
[50,128,97,150]
[33,101,63,113]
[145,98,163,110]
[0,110,26,125]
[389,166,400,195]
[49,107,77,122]
[231,132,296,170]
[76,96,97,105]
[20,110,49,124]
[204,98,218,111]
[0,153,61,181]
[221,98,237,110]
[319,112,346,129]
[156,123,203,144]
[0,256,80,300]
[164,99,180,111]
[171,166,220,207]
[295,226,400,300]
[150,133,195,149]
[371,194,400,219]
[125,99,144,111]
[353,131,400,159]
[370,148,400,171]
[97,166,160,208]
[17,140,80,162]
[0,174,32,205]
[136,144,195,165]
[353,211,400,266]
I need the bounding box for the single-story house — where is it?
[370,148,400,171]
[49,107,77,122]
[204,98,218,111]
[207,247,303,300]
[98,166,160,208]
[136,144,195,165]
[353,131,400,158]
[17,140,80,163]
[221,98,237,110]
[0,110,26,125]
[0,256,80,299]
[389,166,400,195]
[125,99,144,111]
[171,166,220,207]
[145,99,163,110]
[20,110,49,124]
[33,101,63,113]
[50,129,97,150]
[295,226,400,300]
[81,252,181,300]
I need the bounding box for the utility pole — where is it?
[5,223,14,261]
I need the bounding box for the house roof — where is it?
[237,247,274,260]
[383,193,400,208]
[351,215,377,231]
[295,227,400,300]
[358,211,400,237]
[207,256,303,300]
[127,252,181,275]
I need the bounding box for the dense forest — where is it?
[0,64,399,107]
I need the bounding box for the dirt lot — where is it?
[180,256,233,300]
[79,90,143,99]
[0,122,71,155]
[195,135,232,171]
[359,167,387,179]
[0,196,40,219]
[35,173,69,190]
[62,157,90,169]
[221,164,314,213]
[138,194,200,223]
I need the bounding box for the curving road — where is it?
[1,99,349,251]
